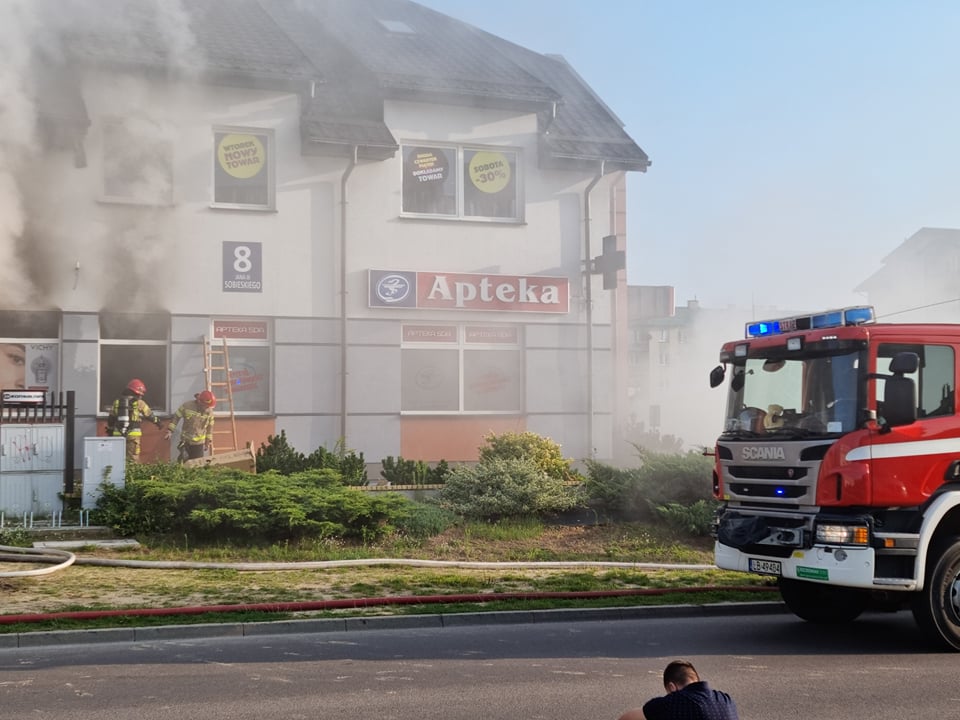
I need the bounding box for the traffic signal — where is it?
[593,235,625,290]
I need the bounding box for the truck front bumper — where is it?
[715,541,884,590]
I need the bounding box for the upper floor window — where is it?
[213,127,275,210]
[401,144,521,222]
[102,116,173,205]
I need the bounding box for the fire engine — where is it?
[709,305,960,650]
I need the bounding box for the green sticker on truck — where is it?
[796,566,829,581]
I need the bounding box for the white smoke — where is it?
[0,0,41,307]
[0,0,198,311]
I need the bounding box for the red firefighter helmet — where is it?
[195,390,216,408]
[126,378,146,396]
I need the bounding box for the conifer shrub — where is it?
[435,456,580,521]
[95,463,404,542]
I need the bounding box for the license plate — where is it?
[748,558,782,576]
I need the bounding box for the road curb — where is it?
[0,601,788,649]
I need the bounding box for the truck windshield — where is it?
[723,350,861,437]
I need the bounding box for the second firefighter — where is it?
[164,390,216,461]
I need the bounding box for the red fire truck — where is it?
[709,305,960,649]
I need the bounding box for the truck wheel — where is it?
[911,536,960,651]
[779,578,868,623]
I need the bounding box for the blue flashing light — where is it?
[844,306,875,325]
[774,487,786,496]
[744,305,875,338]
[812,311,842,329]
[746,321,779,337]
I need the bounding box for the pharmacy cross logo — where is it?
[376,274,412,304]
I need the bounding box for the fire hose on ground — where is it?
[0,545,780,625]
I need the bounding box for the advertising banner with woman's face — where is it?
[0,343,58,392]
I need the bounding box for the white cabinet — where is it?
[0,424,66,515]
[82,437,126,510]
[0,425,64,472]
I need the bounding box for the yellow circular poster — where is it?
[468,151,511,194]
[217,134,265,179]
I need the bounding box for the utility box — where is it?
[82,436,126,510]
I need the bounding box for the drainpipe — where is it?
[583,161,606,459]
[340,147,358,442]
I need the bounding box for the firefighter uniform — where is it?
[107,383,161,463]
[166,398,215,461]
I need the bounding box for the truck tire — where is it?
[779,578,868,623]
[911,535,960,651]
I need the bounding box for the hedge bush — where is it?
[95,463,407,542]
[434,456,581,521]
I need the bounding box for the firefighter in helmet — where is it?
[106,378,162,463]
[164,390,216,462]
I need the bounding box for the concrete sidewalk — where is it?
[0,601,788,649]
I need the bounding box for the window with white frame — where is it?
[0,311,61,394]
[213,128,275,210]
[102,116,174,205]
[401,144,521,221]
[401,324,523,413]
[211,319,271,413]
[99,313,168,413]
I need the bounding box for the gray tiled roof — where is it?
[54,0,316,83]
[36,0,648,169]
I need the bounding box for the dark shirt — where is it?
[642,681,739,720]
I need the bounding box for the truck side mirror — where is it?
[709,365,725,388]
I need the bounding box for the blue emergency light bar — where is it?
[745,306,875,339]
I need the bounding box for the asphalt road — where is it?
[1,608,958,719]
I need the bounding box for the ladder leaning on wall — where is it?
[202,335,239,455]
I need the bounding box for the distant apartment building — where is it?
[855,227,960,322]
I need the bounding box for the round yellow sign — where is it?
[217,134,265,179]
[468,151,511,194]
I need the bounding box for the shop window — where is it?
[213,127,275,210]
[102,117,173,205]
[401,144,521,222]
[212,319,271,414]
[401,324,523,413]
[99,313,168,413]
[0,311,61,394]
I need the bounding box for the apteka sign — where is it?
[369,269,569,313]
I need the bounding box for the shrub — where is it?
[307,439,368,486]
[95,465,407,543]
[380,456,450,485]
[256,429,305,474]
[478,431,577,481]
[582,450,714,526]
[654,500,719,537]
[435,456,579,520]
[391,502,457,538]
[258,431,367,485]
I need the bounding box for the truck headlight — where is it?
[816,524,869,546]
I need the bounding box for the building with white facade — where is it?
[1,0,649,473]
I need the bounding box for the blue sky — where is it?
[418,1,960,313]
